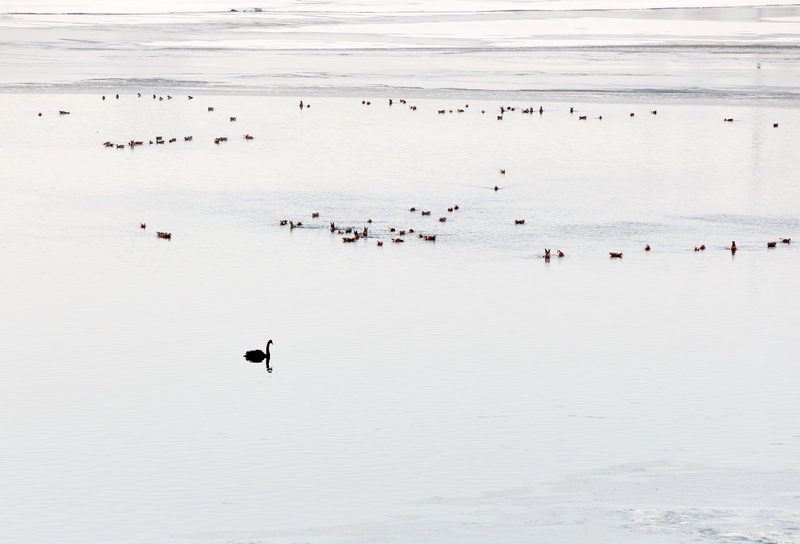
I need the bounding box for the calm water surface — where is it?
[2,91,799,544]
[1,2,800,543]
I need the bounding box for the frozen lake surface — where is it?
[1,2,799,544]
[2,1,800,99]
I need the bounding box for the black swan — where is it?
[244,340,273,372]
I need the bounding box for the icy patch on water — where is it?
[552,464,800,544]
[3,0,800,15]
[631,509,800,543]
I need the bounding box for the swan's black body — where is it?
[244,339,273,372]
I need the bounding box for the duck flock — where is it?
[41,92,791,254]
[39,93,782,152]
[41,92,282,149]
[275,204,792,260]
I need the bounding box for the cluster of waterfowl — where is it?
[280,208,792,260]
[87,93,264,149]
[278,203,462,246]
[376,97,780,127]
[725,239,791,253]
[540,249,568,261]
[100,132,258,149]
[278,219,304,230]
[62,92,780,152]
[78,93,788,260]
[104,135,195,148]
[602,239,792,259]
[139,222,172,240]
[766,238,791,247]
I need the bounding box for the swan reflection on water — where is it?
[244,339,273,372]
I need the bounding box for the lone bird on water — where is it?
[244,340,274,372]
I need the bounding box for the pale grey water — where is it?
[1,3,800,544]
[2,3,800,99]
